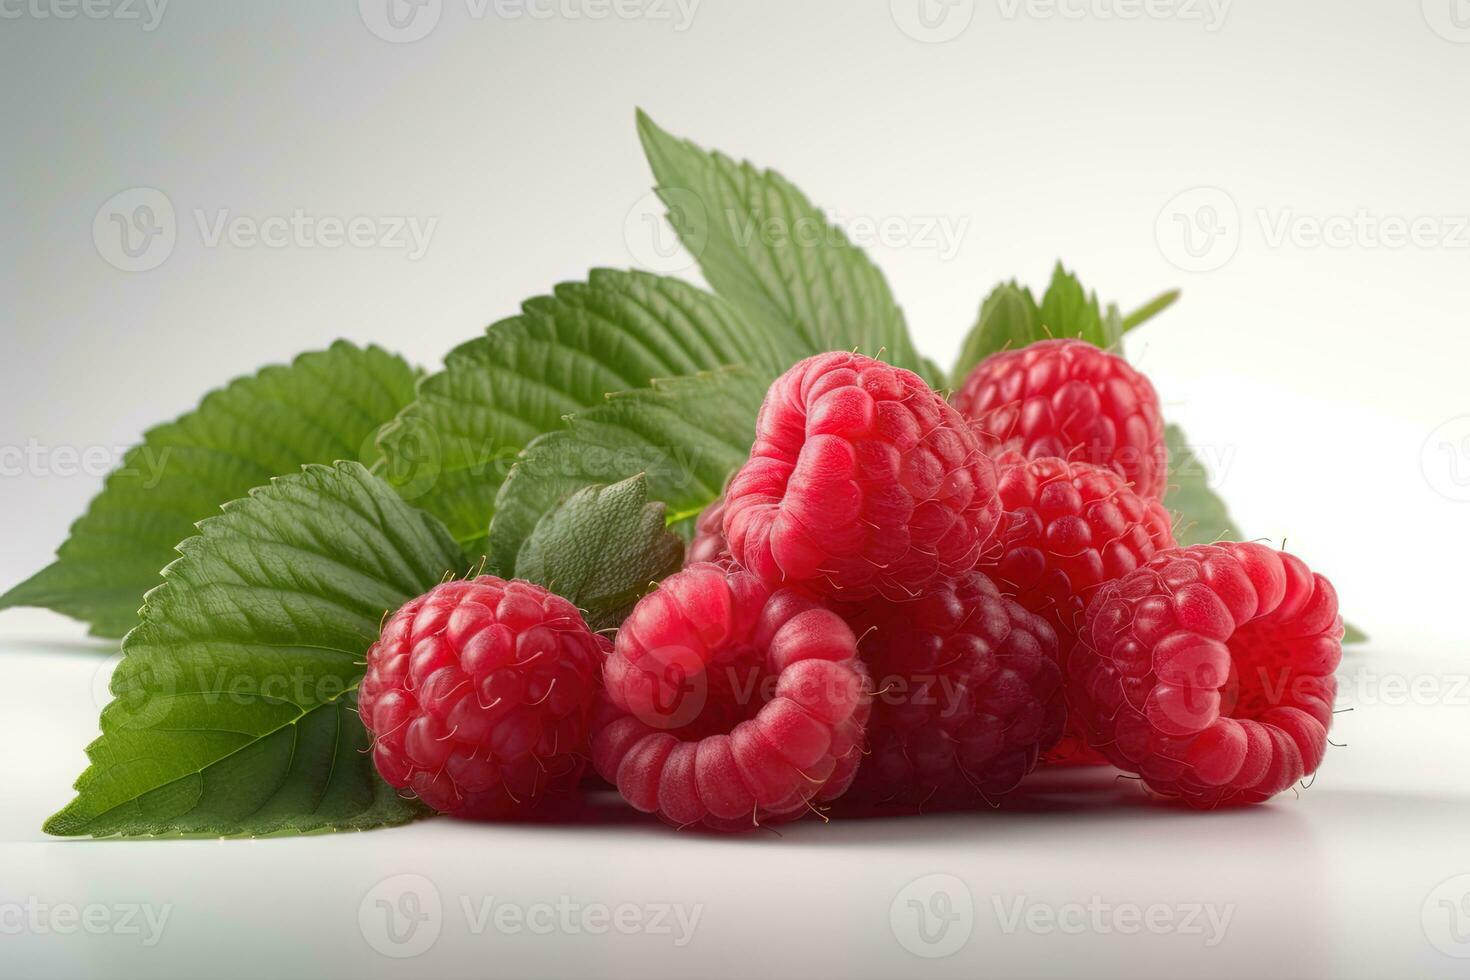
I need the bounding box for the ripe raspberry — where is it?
[841,571,1065,809]
[953,339,1168,500]
[359,576,608,819]
[684,496,730,566]
[592,562,870,831]
[979,454,1176,764]
[1070,542,1343,807]
[724,352,1000,602]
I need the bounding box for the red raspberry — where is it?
[724,352,1000,602]
[841,571,1065,809]
[359,576,608,819]
[1070,542,1343,807]
[591,562,870,831]
[684,496,730,566]
[953,339,1168,500]
[979,455,1176,764]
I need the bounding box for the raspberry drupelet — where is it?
[953,339,1168,500]
[723,351,1000,602]
[1069,542,1343,807]
[358,576,608,819]
[592,562,871,831]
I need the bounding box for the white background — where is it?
[3,1,1470,977]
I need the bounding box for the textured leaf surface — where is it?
[44,462,468,838]
[375,269,799,558]
[637,110,934,384]
[488,369,764,576]
[512,476,683,630]
[2,342,419,638]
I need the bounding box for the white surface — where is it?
[5,2,1470,978]
[3,627,1469,979]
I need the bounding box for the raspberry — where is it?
[358,576,608,819]
[724,352,1000,602]
[1069,542,1343,807]
[840,571,1065,809]
[591,562,870,831]
[953,339,1168,500]
[684,496,730,566]
[979,454,1176,764]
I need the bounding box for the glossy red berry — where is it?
[358,576,608,819]
[724,351,1000,602]
[1070,542,1343,807]
[840,571,1065,809]
[592,562,870,831]
[954,339,1168,500]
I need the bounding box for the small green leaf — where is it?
[489,368,764,576]
[375,269,800,558]
[513,476,684,630]
[950,281,1040,385]
[2,342,419,639]
[1342,622,1367,645]
[44,462,467,838]
[636,110,935,384]
[1121,289,1180,333]
[1038,262,1119,350]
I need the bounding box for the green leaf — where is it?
[948,265,1180,386]
[636,110,935,384]
[1037,262,1120,350]
[2,342,419,639]
[1342,622,1367,645]
[375,269,800,558]
[1121,289,1180,333]
[1164,423,1243,547]
[512,476,684,631]
[44,462,467,838]
[488,368,765,577]
[950,281,1040,386]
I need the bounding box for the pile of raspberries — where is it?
[358,341,1345,831]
